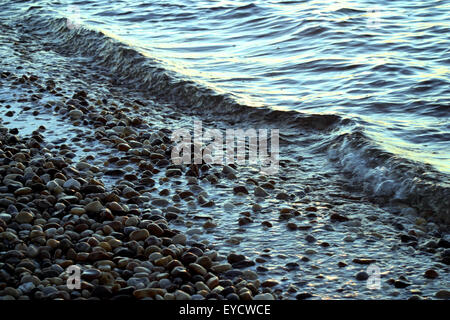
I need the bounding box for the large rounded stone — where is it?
[129,229,150,241]
[15,211,34,224]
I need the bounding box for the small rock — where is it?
[330,213,350,222]
[424,269,439,279]
[242,270,258,280]
[352,258,376,265]
[15,211,34,224]
[85,201,103,213]
[172,233,187,245]
[343,235,354,242]
[134,288,166,299]
[188,263,207,276]
[435,290,450,299]
[233,186,249,195]
[223,165,236,175]
[227,253,246,264]
[129,229,150,241]
[68,109,83,120]
[151,198,169,207]
[296,292,313,300]
[238,217,253,226]
[287,222,297,230]
[14,187,33,196]
[81,269,102,281]
[253,293,274,300]
[254,186,269,197]
[117,143,131,152]
[70,207,86,216]
[211,263,232,273]
[261,279,279,288]
[261,221,272,227]
[355,271,369,281]
[394,280,411,288]
[63,178,81,190]
[175,290,192,300]
[203,221,217,229]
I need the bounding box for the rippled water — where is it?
[44,0,450,172]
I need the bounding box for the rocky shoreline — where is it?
[0,73,277,300]
[0,67,449,300]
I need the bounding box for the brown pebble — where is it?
[424,269,439,279]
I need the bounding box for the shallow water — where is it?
[1,0,448,219]
[0,2,449,299]
[35,0,450,173]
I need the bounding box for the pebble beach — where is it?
[0,1,449,301]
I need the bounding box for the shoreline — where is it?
[0,4,449,296]
[0,79,273,300]
[0,69,448,300]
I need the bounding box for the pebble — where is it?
[188,263,207,276]
[242,270,258,280]
[423,269,439,279]
[4,287,20,299]
[211,263,232,273]
[203,221,217,229]
[227,253,246,264]
[85,200,103,213]
[394,280,411,289]
[125,216,139,227]
[296,293,313,300]
[233,186,249,195]
[148,223,164,237]
[156,278,170,290]
[117,143,131,152]
[252,204,262,212]
[261,279,279,288]
[254,186,269,197]
[70,207,86,216]
[253,293,275,300]
[14,187,33,196]
[0,213,12,223]
[151,198,169,207]
[63,178,81,190]
[175,290,192,300]
[330,213,350,222]
[15,211,34,224]
[261,221,272,228]
[68,110,83,120]
[238,217,253,226]
[435,290,450,299]
[343,235,354,242]
[172,233,187,245]
[134,288,166,299]
[81,269,102,281]
[355,271,369,281]
[352,258,376,265]
[287,222,297,230]
[129,229,150,241]
[223,165,236,175]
